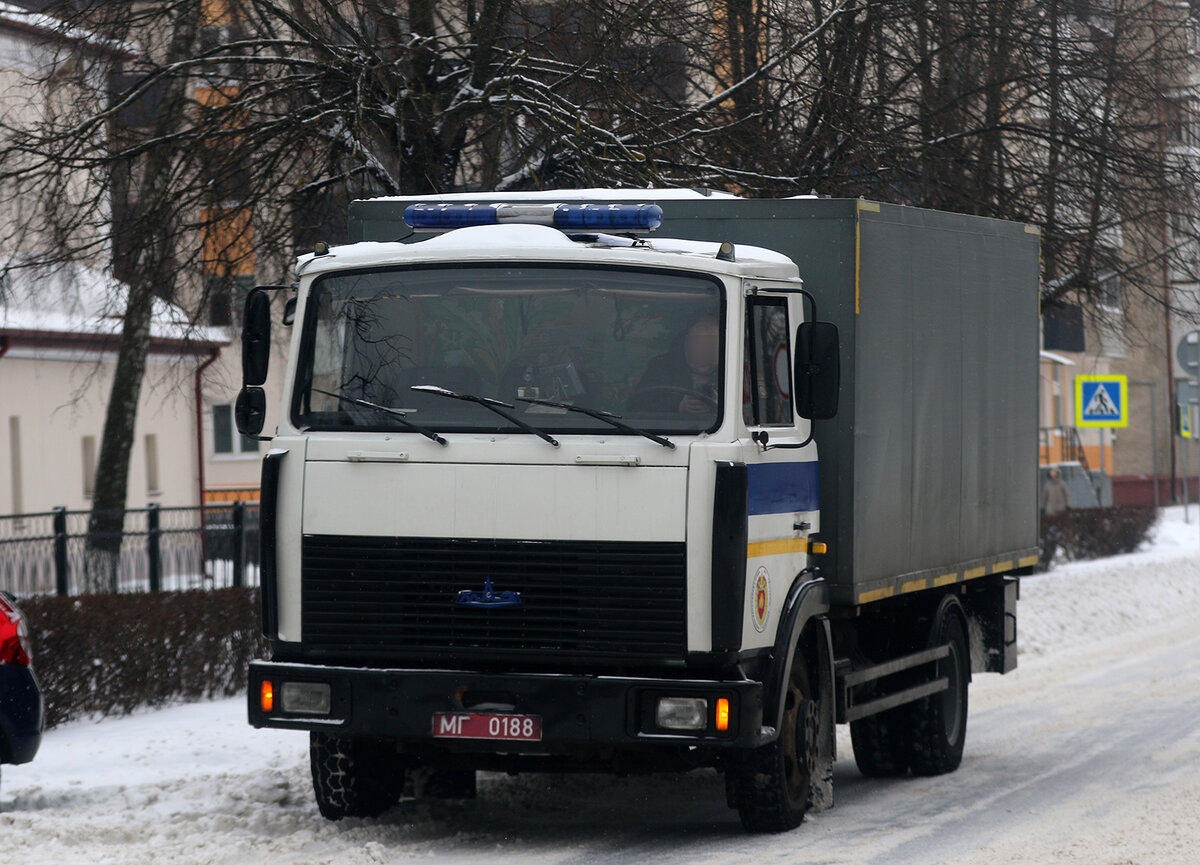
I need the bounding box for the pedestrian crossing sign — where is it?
[1075,375,1128,428]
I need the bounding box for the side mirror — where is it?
[242,289,271,386]
[794,321,840,420]
[235,386,267,437]
[283,296,297,327]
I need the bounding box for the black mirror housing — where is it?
[282,296,297,327]
[235,386,267,437]
[242,289,271,386]
[794,321,841,420]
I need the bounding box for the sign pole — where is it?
[1185,432,1191,524]
[1130,381,1161,509]
[1193,402,1199,545]
[1075,374,1128,509]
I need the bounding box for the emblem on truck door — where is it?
[752,567,770,632]
[456,576,523,608]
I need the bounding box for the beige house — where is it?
[0,263,228,514]
[1037,217,1200,507]
[0,3,265,515]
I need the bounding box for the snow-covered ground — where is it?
[3,508,1199,864]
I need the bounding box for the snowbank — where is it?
[1020,505,1200,659]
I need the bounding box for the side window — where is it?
[213,404,259,455]
[743,299,793,426]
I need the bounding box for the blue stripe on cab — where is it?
[746,461,820,516]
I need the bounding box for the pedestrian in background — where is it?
[1040,468,1071,569]
[1042,468,1071,516]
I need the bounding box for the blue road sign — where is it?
[1076,375,1127,428]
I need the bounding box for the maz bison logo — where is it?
[752,566,770,633]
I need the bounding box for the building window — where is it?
[1166,95,1200,148]
[1097,272,1127,359]
[9,416,22,514]
[1042,303,1085,353]
[82,435,96,498]
[207,273,255,327]
[1170,211,1199,284]
[201,205,256,327]
[145,433,160,494]
[213,404,259,455]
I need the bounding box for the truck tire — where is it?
[730,646,819,833]
[907,610,969,776]
[310,732,404,820]
[849,707,910,777]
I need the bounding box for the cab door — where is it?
[737,290,820,649]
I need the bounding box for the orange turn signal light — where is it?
[810,542,828,555]
[715,697,730,732]
[260,679,275,713]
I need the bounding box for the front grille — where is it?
[301,535,687,667]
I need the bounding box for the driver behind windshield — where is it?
[629,313,720,413]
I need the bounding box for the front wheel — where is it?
[729,646,821,833]
[310,733,404,820]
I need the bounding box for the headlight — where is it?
[281,681,332,715]
[655,696,708,731]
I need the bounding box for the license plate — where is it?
[432,712,543,742]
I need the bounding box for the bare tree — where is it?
[0,0,848,590]
[2,0,1194,590]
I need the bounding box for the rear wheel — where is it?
[310,733,404,820]
[730,646,820,833]
[907,610,969,776]
[850,706,910,778]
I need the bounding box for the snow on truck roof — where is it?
[367,187,744,203]
[297,223,801,280]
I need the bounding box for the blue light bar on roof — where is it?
[551,203,663,232]
[404,203,499,229]
[404,202,663,233]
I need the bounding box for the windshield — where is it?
[292,264,725,435]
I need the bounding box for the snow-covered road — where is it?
[5,510,1200,864]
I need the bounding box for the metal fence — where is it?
[0,503,260,597]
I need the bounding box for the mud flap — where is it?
[810,619,836,812]
[964,575,1019,674]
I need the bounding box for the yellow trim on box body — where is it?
[746,537,808,558]
[933,572,959,587]
[854,201,879,314]
[857,586,895,604]
[964,566,988,580]
[1018,555,1039,568]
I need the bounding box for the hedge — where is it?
[1040,505,1158,566]
[17,508,1154,727]
[21,588,270,729]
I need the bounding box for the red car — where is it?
[0,592,42,795]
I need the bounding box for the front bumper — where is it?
[247,660,766,752]
[0,666,44,765]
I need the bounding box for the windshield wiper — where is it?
[516,396,676,450]
[310,387,447,446]
[411,385,559,447]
